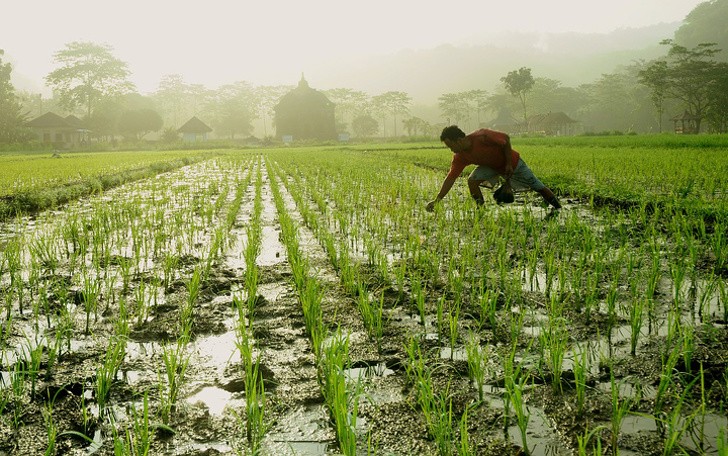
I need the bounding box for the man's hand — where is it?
[426,200,438,212]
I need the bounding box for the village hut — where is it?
[671,110,701,134]
[177,116,212,142]
[26,112,89,148]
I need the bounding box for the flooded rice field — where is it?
[0,151,726,455]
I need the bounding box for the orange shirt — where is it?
[446,129,520,179]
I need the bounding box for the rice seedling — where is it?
[96,335,127,413]
[42,394,58,456]
[478,287,498,330]
[81,269,101,335]
[609,372,633,455]
[22,336,43,397]
[29,234,59,276]
[235,318,270,454]
[10,360,28,429]
[628,297,645,356]
[576,425,606,456]
[320,329,362,456]
[447,300,461,360]
[465,334,486,402]
[127,393,153,456]
[411,276,427,327]
[573,344,589,415]
[540,315,569,393]
[659,383,697,456]
[504,345,531,455]
[430,385,456,456]
[458,403,473,456]
[159,337,191,423]
[680,323,696,376]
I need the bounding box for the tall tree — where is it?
[501,67,535,130]
[402,116,431,136]
[438,92,472,127]
[116,108,163,140]
[323,88,370,133]
[0,49,28,143]
[674,0,728,61]
[371,91,411,137]
[255,85,292,137]
[578,71,649,133]
[206,82,256,139]
[45,41,134,119]
[351,114,378,138]
[705,62,728,132]
[153,74,190,128]
[651,40,722,133]
[638,60,670,132]
[467,89,489,128]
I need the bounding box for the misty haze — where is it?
[0,1,727,455]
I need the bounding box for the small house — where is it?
[526,112,579,136]
[671,110,700,134]
[177,116,212,142]
[26,112,89,148]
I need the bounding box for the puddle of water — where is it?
[481,384,571,455]
[264,405,333,456]
[597,412,727,455]
[344,361,394,381]
[258,225,285,266]
[193,331,241,372]
[186,385,234,416]
[596,381,657,401]
[266,440,329,456]
[85,429,103,454]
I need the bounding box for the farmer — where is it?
[426,125,562,212]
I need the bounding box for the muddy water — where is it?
[0,157,726,455]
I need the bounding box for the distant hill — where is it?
[311,22,681,103]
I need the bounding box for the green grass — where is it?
[272,133,728,219]
[0,149,217,220]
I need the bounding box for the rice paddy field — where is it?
[0,135,727,455]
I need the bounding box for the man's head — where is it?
[440,125,468,153]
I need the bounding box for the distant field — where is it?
[2,134,727,220]
[0,149,220,219]
[0,149,215,197]
[351,133,728,214]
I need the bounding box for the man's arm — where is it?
[426,176,457,212]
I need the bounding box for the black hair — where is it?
[440,125,466,142]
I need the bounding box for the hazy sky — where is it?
[3,0,706,94]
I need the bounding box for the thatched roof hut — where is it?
[274,76,336,141]
[177,116,212,142]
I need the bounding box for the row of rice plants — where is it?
[0,156,261,453]
[266,157,365,455]
[264,146,727,455]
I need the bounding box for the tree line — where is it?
[1,0,727,146]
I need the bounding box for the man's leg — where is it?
[468,179,486,205]
[510,160,562,209]
[468,166,499,206]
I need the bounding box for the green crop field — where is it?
[0,136,726,455]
